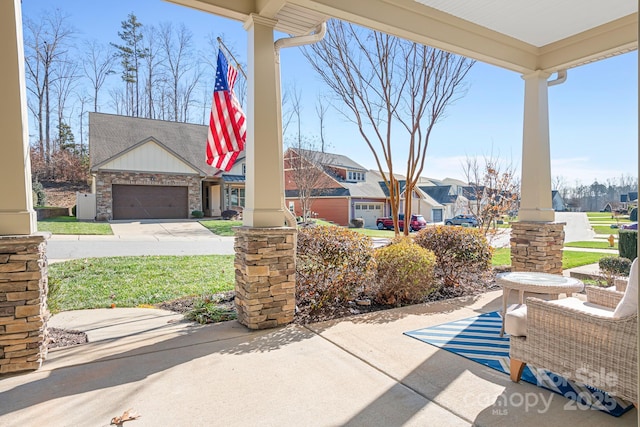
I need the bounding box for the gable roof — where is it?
[420,185,458,204]
[295,148,368,171]
[89,112,218,176]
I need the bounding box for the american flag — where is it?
[205,49,246,171]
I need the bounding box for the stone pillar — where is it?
[234,227,296,330]
[0,234,49,374]
[510,222,565,274]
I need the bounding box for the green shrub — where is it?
[185,298,236,324]
[32,179,46,207]
[413,225,493,287]
[619,229,637,261]
[599,256,632,276]
[350,217,365,228]
[191,210,204,218]
[599,256,632,286]
[374,237,437,306]
[296,225,375,309]
[631,207,638,222]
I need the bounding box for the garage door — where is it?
[112,185,188,220]
[354,203,383,228]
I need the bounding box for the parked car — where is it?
[622,222,638,230]
[444,214,479,227]
[376,214,427,232]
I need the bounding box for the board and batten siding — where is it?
[100,141,198,174]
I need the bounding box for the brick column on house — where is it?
[510,222,565,274]
[234,227,296,330]
[0,234,49,374]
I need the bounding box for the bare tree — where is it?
[52,54,80,149]
[462,154,520,237]
[159,22,195,121]
[140,25,161,119]
[305,20,474,236]
[23,10,75,173]
[284,140,332,221]
[315,94,329,152]
[82,40,116,112]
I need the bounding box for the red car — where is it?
[376,214,427,232]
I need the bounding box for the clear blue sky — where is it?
[21,0,638,186]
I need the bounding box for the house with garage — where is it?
[284,148,388,227]
[89,112,245,220]
[284,149,462,226]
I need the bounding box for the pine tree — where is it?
[111,13,148,117]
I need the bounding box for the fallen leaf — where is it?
[110,408,140,426]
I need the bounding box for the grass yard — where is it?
[491,248,611,270]
[37,216,113,235]
[199,220,243,236]
[592,225,620,236]
[562,250,611,270]
[48,255,235,312]
[492,248,511,266]
[565,240,618,250]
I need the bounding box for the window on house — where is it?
[226,187,245,208]
[347,171,365,182]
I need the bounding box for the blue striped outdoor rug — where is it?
[404,311,633,417]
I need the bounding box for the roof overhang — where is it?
[166,0,637,73]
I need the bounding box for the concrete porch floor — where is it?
[0,290,635,426]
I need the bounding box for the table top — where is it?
[496,271,584,292]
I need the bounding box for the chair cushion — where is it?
[547,297,615,317]
[505,304,527,337]
[613,258,638,318]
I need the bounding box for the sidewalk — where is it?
[0,291,634,427]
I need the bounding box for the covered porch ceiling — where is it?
[168,0,637,73]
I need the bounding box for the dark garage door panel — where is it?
[112,185,188,220]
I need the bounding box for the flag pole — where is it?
[217,37,247,80]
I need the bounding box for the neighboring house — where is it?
[551,190,566,211]
[284,149,387,227]
[419,185,468,221]
[89,112,243,220]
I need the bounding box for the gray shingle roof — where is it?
[295,148,367,171]
[89,112,218,175]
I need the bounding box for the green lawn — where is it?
[561,250,611,270]
[37,216,113,235]
[564,241,618,250]
[199,220,243,236]
[492,248,511,266]
[592,225,620,236]
[491,248,611,270]
[48,255,235,312]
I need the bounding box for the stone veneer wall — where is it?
[234,227,296,330]
[510,221,565,274]
[94,171,201,221]
[0,234,49,374]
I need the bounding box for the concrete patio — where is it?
[0,290,635,426]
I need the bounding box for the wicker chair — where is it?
[509,285,638,404]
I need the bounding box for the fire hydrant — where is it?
[608,234,615,247]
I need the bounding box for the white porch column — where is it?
[0,0,36,235]
[519,70,554,222]
[242,14,285,227]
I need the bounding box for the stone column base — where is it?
[0,233,49,374]
[510,222,565,274]
[234,227,296,330]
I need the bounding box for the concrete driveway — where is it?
[47,220,236,262]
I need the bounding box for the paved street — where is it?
[47,220,235,262]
